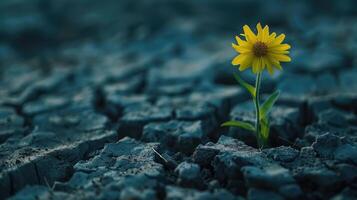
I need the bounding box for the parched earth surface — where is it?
[1,0,357,199]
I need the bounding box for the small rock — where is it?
[212,137,273,182]
[20,131,60,148]
[269,106,303,146]
[339,68,357,92]
[7,186,52,200]
[295,168,342,192]
[264,146,299,163]
[312,133,342,159]
[307,96,333,120]
[331,187,357,200]
[278,74,316,96]
[334,144,357,165]
[247,188,284,200]
[33,108,108,133]
[332,93,357,111]
[118,104,172,138]
[143,120,209,154]
[193,135,265,170]
[291,47,344,73]
[311,132,357,164]
[103,75,143,95]
[241,165,296,190]
[278,184,303,199]
[23,95,69,116]
[192,142,221,168]
[165,186,239,200]
[0,107,25,143]
[120,187,157,200]
[334,163,357,183]
[318,109,349,128]
[74,137,164,179]
[147,82,192,96]
[175,162,202,188]
[315,73,338,94]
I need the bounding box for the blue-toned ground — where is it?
[0,0,356,199]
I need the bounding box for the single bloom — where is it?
[232,23,291,75]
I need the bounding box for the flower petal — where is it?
[269,49,289,54]
[232,43,252,53]
[252,58,261,73]
[269,33,285,46]
[256,23,263,41]
[262,25,270,43]
[259,57,265,71]
[235,36,249,46]
[269,53,291,62]
[266,32,276,44]
[243,25,257,43]
[232,54,245,65]
[268,58,283,70]
[269,43,290,51]
[239,54,254,71]
[264,57,274,75]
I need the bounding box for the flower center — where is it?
[253,42,268,57]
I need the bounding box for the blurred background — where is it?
[0,0,357,199]
[0,1,357,198]
[0,0,356,99]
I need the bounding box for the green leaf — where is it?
[260,117,270,140]
[233,73,255,97]
[221,120,255,132]
[260,90,280,118]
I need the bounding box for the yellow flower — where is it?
[232,23,291,75]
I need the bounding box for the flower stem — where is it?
[254,72,262,147]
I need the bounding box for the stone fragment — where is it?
[0,128,117,198]
[242,165,296,189]
[74,137,164,179]
[312,133,357,164]
[334,163,357,183]
[278,184,303,200]
[193,135,260,168]
[143,120,209,154]
[8,186,53,200]
[264,146,299,163]
[285,146,345,195]
[174,162,202,188]
[241,165,301,198]
[247,188,284,200]
[146,58,214,87]
[166,186,240,200]
[33,108,108,133]
[291,48,344,73]
[269,106,303,146]
[210,136,274,182]
[156,97,218,135]
[339,68,357,92]
[0,107,25,143]
[278,74,316,96]
[118,104,172,138]
[315,73,338,94]
[102,75,143,96]
[23,95,69,116]
[331,187,357,200]
[318,109,349,128]
[105,94,149,119]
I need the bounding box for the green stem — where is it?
[254,72,262,147]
